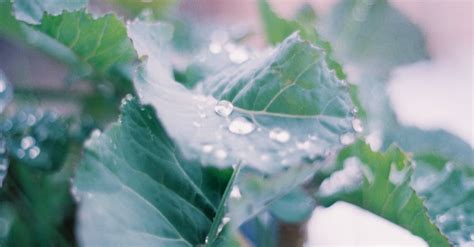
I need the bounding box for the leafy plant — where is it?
[0,0,472,246]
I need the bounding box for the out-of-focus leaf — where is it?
[411,155,474,245]
[384,125,474,168]
[129,21,356,172]
[20,11,136,86]
[321,0,428,75]
[269,187,315,223]
[0,1,22,39]
[0,148,77,246]
[74,97,232,246]
[11,0,87,24]
[0,71,13,114]
[316,141,451,246]
[108,0,178,18]
[1,110,69,171]
[258,0,346,79]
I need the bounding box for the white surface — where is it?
[307,202,428,247]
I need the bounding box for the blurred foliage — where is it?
[0,0,472,246]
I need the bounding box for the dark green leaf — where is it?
[316,141,450,246]
[74,97,232,246]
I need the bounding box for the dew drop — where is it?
[28,146,40,159]
[21,136,35,149]
[296,140,312,150]
[352,118,364,133]
[222,216,231,225]
[16,149,25,159]
[214,100,234,117]
[214,149,227,160]
[230,186,242,199]
[202,144,214,153]
[228,117,255,135]
[340,133,355,145]
[209,42,222,54]
[91,129,102,138]
[269,128,290,143]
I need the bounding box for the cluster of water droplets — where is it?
[0,71,13,113]
[207,30,250,64]
[0,137,8,186]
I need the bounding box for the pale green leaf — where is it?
[129,21,356,172]
[12,0,87,24]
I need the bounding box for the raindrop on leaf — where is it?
[228,117,255,135]
[214,100,234,117]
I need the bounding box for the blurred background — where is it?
[0,0,472,246]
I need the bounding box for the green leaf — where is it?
[321,0,429,75]
[11,0,87,24]
[0,150,77,246]
[74,97,233,246]
[316,141,450,246]
[20,10,136,84]
[258,0,346,79]
[412,155,474,245]
[129,21,356,172]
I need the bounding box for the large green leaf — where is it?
[74,97,233,246]
[129,21,356,172]
[316,141,451,246]
[321,0,428,75]
[19,10,136,85]
[12,0,87,24]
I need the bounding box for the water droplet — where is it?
[260,154,270,161]
[352,118,364,132]
[230,186,241,199]
[26,114,36,126]
[214,149,227,160]
[351,107,358,115]
[193,121,201,128]
[269,128,290,143]
[21,136,35,149]
[28,146,40,159]
[296,140,312,150]
[214,100,234,117]
[0,72,13,113]
[365,131,382,151]
[437,214,448,223]
[222,216,231,225]
[340,133,355,145]
[202,144,214,153]
[209,42,222,54]
[91,129,101,138]
[228,117,255,135]
[198,112,207,119]
[0,140,6,154]
[16,149,25,159]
